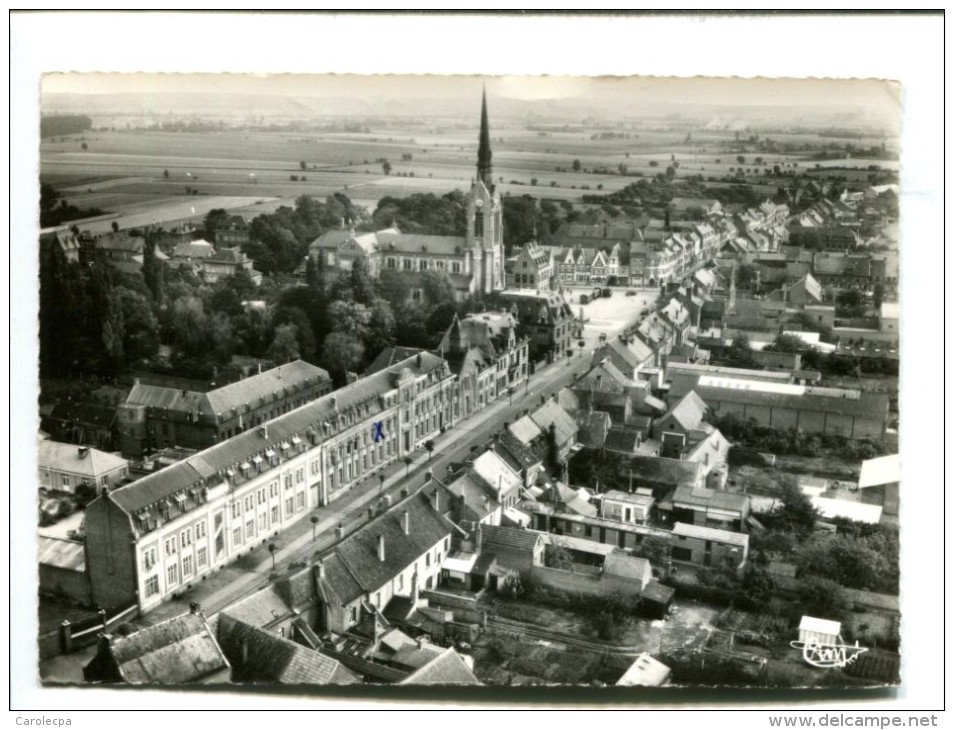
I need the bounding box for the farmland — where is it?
[40,121,898,231]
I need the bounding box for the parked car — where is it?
[601,288,612,297]
[626,290,636,296]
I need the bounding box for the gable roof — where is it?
[530,400,578,446]
[102,611,229,684]
[399,647,480,685]
[38,536,85,571]
[172,240,214,259]
[672,521,749,548]
[480,523,544,552]
[661,391,709,432]
[858,453,900,488]
[38,439,128,477]
[317,491,457,604]
[470,450,522,497]
[216,614,358,685]
[508,415,544,445]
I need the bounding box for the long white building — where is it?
[84,352,456,613]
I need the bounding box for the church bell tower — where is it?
[466,85,504,294]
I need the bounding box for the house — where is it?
[170,239,215,268]
[202,247,262,286]
[659,485,751,533]
[37,439,129,496]
[85,352,456,612]
[43,401,118,451]
[477,523,545,579]
[41,230,82,265]
[600,489,654,525]
[117,360,333,457]
[879,301,899,334]
[469,449,523,509]
[670,522,749,575]
[96,232,144,262]
[506,239,554,290]
[398,646,481,685]
[574,410,611,450]
[529,398,579,467]
[615,455,706,499]
[590,336,655,380]
[766,273,824,307]
[216,613,359,685]
[437,312,530,421]
[495,429,545,488]
[313,489,462,635]
[499,289,576,362]
[83,607,230,684]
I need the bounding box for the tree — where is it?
[736,155,746,165]
[268,542,277,571]
[116,287,160,363]
[310,515,319,542]
[141,230,165,306]
[267,323,302,364]
[765,333,806,354]
[544,544,574,570]
[572,159,581,172]
[81,142,88,151]
[163,169,170,179]
[300,160,307,171]
[111,221,120,233]
[403,456,413,480]
[772,476,819,535]
[419,269,457,308]
[321,331,364,381]
[203,208,230,241]
[424,439,435,462]
[349,255,376,305]
[382,160,392,176]
[723,332,759,369]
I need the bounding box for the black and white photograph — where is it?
[10,10,944,717]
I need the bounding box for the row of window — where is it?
[385,257,463,274]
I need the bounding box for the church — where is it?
[308,89,505,300]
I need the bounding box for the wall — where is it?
[529,565,644,600]
[85,495,138,608]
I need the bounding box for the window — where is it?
[61,475,70,488]
[296,492,305,511]
[285,498,294,517]
[232,527,242,547]
[181,529,192,547]
[145,575,160,597]
[197,547,208,568]
[296,468,304,484]
[244,495,254,511]
[142,547,157,571]
[310,460,320,476]
[284,475,293,490]
[231,502,241,519]
[257,488,266,505]
[245,518,255,539]
[425,553,431,568]
[165,537,177,555]
[259,513,267,531]
[398,574,404,591]
[271,506,280,524]
[444,538,450,551]
[167,564,178,586]
[350,606,358,624]
[403,258,413,271]
[101,475,109,487]
[182,555,193,577]
[269,482,279,498]
[452,262,461,274]
[196,521,206,539]
[375,592,381,607]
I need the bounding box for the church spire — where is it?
[477,85,493,188]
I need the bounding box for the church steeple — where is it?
[477,85,493,188]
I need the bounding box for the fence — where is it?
[57,602,139,655]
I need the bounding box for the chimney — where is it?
[335,523,344,541]
[257,362,262,374]
[432,489,440,512]
[416,352,423,369]
[475,526,483,552]
[78,447,90,460]
[402,510,410,535]
[377,534,386,562]
[316,559,326,579]
[411,569,420,604]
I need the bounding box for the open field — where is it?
[41,125,897,230]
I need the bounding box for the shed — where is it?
[616,652,671,687]
[798,615,841,646]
